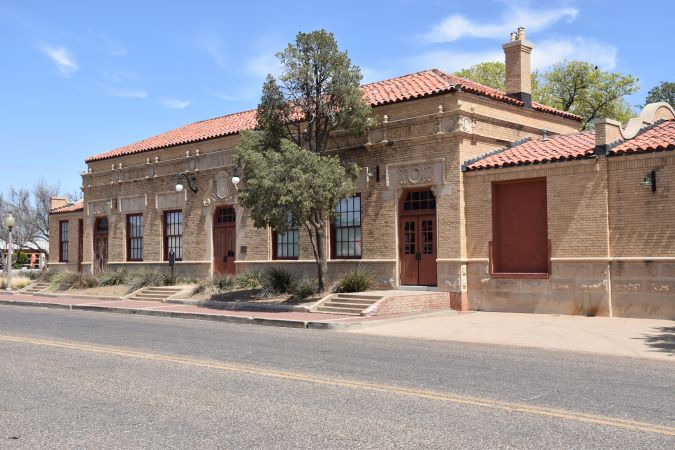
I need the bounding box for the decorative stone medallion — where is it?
[385,158,446,187]
[203,170,236,206]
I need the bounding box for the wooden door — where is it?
[78,219,83,272]
[418,215,437,286]
[398,190,437,286]
[213,207,236,275]
[399,217,419,285]
[93,217,108,272]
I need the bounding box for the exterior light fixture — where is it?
[176,172,198,193]
[365,165,380,183]
[231,166,241,190]
[4,213,16,292]
[641,170,656,193]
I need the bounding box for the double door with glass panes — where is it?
[399,190,437,286]
[213,206,236,275]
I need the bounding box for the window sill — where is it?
[491,272,550,279]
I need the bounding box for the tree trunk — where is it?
[305,222,328,292]
[315,225,328,292]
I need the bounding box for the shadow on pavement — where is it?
[641,326,675,356]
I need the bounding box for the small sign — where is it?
[168,250,175,267]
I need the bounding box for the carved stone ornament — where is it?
[203,170,236,206]
[87,199,112,216]
[397,165,434,185]
[460,116,474,133]
[386,158,446,187]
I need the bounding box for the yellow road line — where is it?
[1,334,673,437]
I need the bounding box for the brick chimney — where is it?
[50,197,69,210]
[503,26,533,108]
[594,118,624,155]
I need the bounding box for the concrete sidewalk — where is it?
[0,292,439,329]
[349,311,675,362]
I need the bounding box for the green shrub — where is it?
[125,270,169,293]
[97,268,128,286]
[264,267,298,294]
[78,273,99,289]
[291,278,318,300]
[14,252,29,268]
[49,271,100,291]
[49,271,83,291]
[331,265,374,293]
[235,269,263,289]
[192,275,236,296]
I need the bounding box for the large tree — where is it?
[237,30,371,291]
[0,179,66,258]
[256,29,372,154]
[455,60,639,129]
[235,132,357,291]
[644,81,675,107]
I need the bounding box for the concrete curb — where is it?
[0,298,457,331]
[37,292,123,301]
[163,298,310,312]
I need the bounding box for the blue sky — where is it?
[1,0,673,198]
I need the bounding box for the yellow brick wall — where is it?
[48,212,82,272]
[608,153,675,256]
[464,158,609,259]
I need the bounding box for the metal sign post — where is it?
[168,250,175,285]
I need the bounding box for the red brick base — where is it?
[450,292,469,311]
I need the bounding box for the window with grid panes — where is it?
[164,210,183,261]
[127,214,144,261]
[332,194,361,258]
[59,221,69,262]
[274,215,298,259]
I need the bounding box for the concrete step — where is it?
[315,306,361,315]
[335,292,383,300]
[24,282,50,294]
[132,294,167,300]
[331,297,377,305]
[128,297,164,302]
[325,301,375,309]
[144,287,183,293]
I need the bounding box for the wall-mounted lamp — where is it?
[640,170,656,193]
[366,165,380,183]
[231,166,241,190]
[176,172,198,193]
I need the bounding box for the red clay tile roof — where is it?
[464,130,596,171]
[86,69,582,162]
[49,200,84,215]
[610,119,675,155]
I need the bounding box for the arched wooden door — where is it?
[93,217,109,272]
[213,206,236,275]
[399,190,437,286]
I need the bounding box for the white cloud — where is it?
[423,6,578,42]
[40,44,79,77]
[408,37,616,74]
[206,89,237,101]
[533,37,617,70]
[161,97,191,109]
[196,34,229,71]
[109,88,148,98]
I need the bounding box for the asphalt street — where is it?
[0,305,673,448]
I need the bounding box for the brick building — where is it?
[49,29,675,319]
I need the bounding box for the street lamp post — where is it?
[4,214,16,292]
